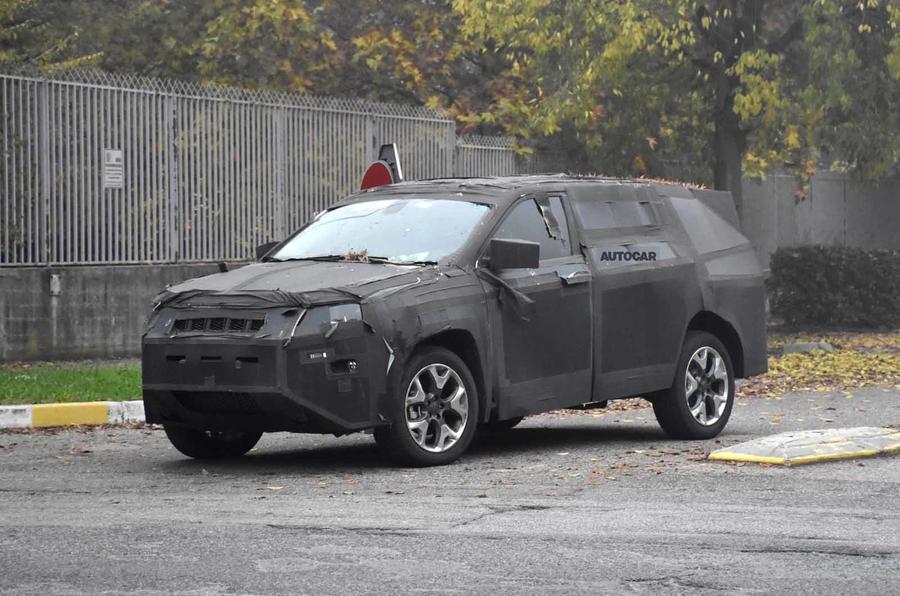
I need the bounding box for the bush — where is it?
[768,246,900,328]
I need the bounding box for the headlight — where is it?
[142,304,168,334]
[324,304,362,338]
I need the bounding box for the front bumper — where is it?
[142,305,391,433]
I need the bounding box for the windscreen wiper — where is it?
[364,255,438,266]
[269,255,437,265]
[391,259,439,266]
[267,255,347,263]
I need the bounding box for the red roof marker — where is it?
[361,160,394,190]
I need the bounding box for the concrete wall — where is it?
[741,173,900,268]
[0,263,242,362]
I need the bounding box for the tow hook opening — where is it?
[330,359,359,375]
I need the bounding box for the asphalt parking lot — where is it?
[1,387,898,595]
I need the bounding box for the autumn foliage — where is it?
[1,0,898,196]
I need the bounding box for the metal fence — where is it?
[456,134,525,177]
[0,68,527,266]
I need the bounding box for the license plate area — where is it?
[145,342,277,389]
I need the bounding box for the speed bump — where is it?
[709,427,900,466]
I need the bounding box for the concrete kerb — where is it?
[107,400,147,425]
[0,401,145,429]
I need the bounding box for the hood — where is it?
[156,260,437,310]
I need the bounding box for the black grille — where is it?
[172,316,264,335]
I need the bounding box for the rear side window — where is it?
[574,199,656,230]
[670,197,746,254]
[494,197,571,260]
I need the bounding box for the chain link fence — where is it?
[0,67,529,266]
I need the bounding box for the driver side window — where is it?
[494,197,571,260]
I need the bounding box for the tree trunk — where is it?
[712,78,747,218]
[712,120,745,216]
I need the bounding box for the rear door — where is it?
[573,186,698,399]
[484,192,593,419]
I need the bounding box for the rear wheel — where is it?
[375,346,479,466]
[163,425,262,459]
[651,331,735,440]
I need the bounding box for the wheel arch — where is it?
[686,311,745,378]
[417,329,489,423]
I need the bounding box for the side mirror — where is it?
[255,241,279,260]
[488,238,540,271]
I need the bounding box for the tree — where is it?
[453,0,899,208]
[0,0,214,74]
[2,0,897,203]
[193,0,520,123]
[0,1,512,109]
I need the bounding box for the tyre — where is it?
[374,346,479,466]
[481,416,524,432]
[651,331,735,440]
[163,424,262,459]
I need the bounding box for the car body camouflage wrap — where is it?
[142,175,767,434]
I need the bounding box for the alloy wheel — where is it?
[684,346,730,426]
[404,363,469,453]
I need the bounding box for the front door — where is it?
[483,193,593,419]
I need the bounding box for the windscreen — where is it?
[273,198,491,264]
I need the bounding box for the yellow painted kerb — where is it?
[708,452,786,465]
[709,441,900,466]
[788,449,881,465]
[31,402,109,427]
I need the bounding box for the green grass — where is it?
[0,362,141,405]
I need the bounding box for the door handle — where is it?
[561,270,591,285]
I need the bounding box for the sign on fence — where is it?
[102,149,124,189]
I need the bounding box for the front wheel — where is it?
[163,425,262,459]
[650,331,735,440]
[374,347,479,466]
